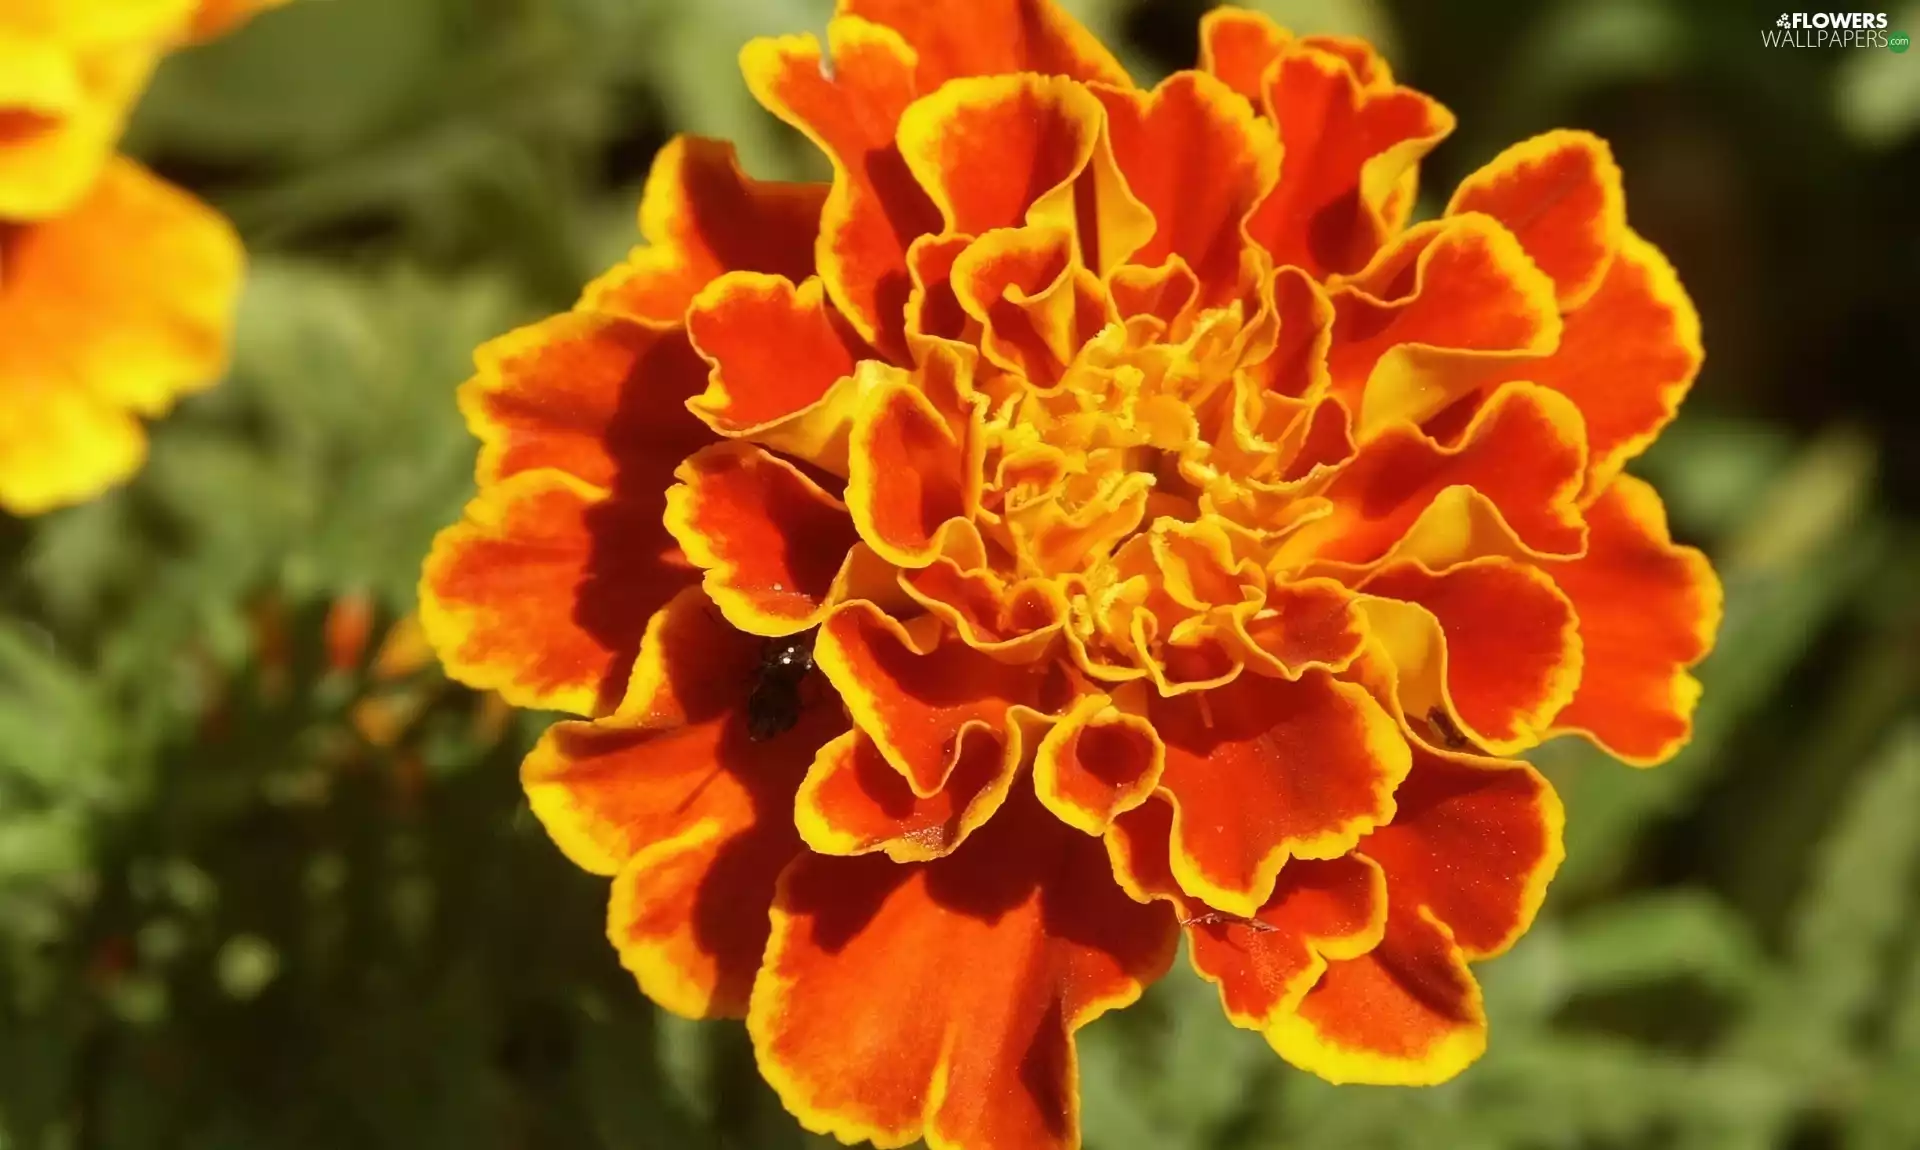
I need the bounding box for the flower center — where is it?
[929,234,1334,696]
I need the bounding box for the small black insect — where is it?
[1427,706,1472,751]
[747,629,817,742]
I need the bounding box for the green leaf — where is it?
[1786,724,1920,1046]
[1555,891,1771,1002]
[1848,904,1920,1148]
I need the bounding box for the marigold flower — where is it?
[0,0,274,515]
[421,3,1723,1145]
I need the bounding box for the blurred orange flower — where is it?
[0,0,279,515]
[421,2,1722,1144]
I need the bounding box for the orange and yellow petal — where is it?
[1361,557,1582,754]
[1445,129,1624,311]
[897,74,1152,274]
[685,272,869,435]
[1149,669,1410,916]
[1517,230,1703,498]
[1032,693,1164,835]
[1189,851,1387,1027]
[1275,382,1588,571]
[584,136,826,325]
[813,599,1053,796]
[1247,41,1453,279]
[0,381,144,518]
[1268,901,1485,1085]
[1254,265,1336,399]
[1545,474,1722,765]
[0,158,241,514]
[664,442,863,635]
[1092,71,1280,301]
[898,552,1068,662]
[742,18,938,357]
[1328,213,1561,434]
[749,786,1177,1150]
[949,224,1109,384]
[845,374,973,566]
[840,0,1130,91]
[0,36,164,220]
[522,589,844,1016]
[1356,741,1564,960]
[1197,7,1292,105]
[459,311,710,490]
[1228,577,1367,679]
[1109,794,1391,1030]
[419,469,696,716]
[796,725,1022,862]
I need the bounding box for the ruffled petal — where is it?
[1227,577,1367,679]
[796,725,1022,862]
[897,74,1153,275]
[1297,35,1397,90]
[1273,382,1588,571]
[749,786,1177,1150]
[839,0,1130,89]
[1033,693,1165,835]
[1444,129,1625,311]
[1108,255,1199,338]
[1357,740,1564,960]
[460,312,710,490]
[522,588,844,1017]
[1328,214,1562,435]
[845,374,973,567]
[419,470,695,716]
[1255,264,1335,398]
[1545,474,1721,765]
[1149,669,1410,916]
[0,36,161,220]
[1516,230,1703,498]
[742,18,940,357]
[664,442,864,635]
[1108,795,1390,1030]
[1247,42,1453,279]
[583,136,826,325]
[949,224,1099,380]
[1361,557,1582,755]
[813,600,1054,796]
[1197,7,1291,105]
[0,373,143,517]
[685,272,869,435]
[899,551,1068,663]
[1188,852,1387,1027]
[0,159,241,514]
[1267,902,1486,1085]
[1092,71,1280,302]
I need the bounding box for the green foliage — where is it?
[4,0,1918,1148]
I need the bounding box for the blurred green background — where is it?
[3,0,1919,1146]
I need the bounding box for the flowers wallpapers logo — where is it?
[1765,10,1898,46]
[420,2,1722,1145]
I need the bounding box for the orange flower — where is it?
[421,3,1722,1144]
[0,0,278,515]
